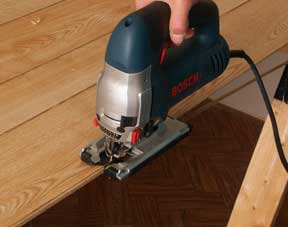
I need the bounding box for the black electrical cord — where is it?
[230,50,288,173]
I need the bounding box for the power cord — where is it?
[230,50,288,173]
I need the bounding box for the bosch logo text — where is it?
[171,72,200,97]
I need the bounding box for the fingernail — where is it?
[172,34,184,45]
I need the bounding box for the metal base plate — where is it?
[107,118,190,180]
[81,117,190,180]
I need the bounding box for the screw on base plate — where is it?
[80,149,95,165]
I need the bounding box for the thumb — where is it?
[169,1,193,45]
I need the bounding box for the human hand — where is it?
[135,0,199,45]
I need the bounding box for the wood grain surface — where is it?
[0,35,108,135]
[0,0,287,226]
[281,44,288,53]
[0,0,132,84]
[0,0,63,25]
[0,88,104,227]
[228,100,288,226]
[25,103,265,227]
[0,0,245,136]
[215,0,247,14]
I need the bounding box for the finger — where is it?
[169,0,193,45]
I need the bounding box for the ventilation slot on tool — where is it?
[210,52,226,75]
[120,116,137,127]
[211,55,218,75]
[99,125,121,140]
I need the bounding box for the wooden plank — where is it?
[280,44,288,53]
[0,0,247,135]
[0,87,104,227]
[228,100,288,227]
[0,0,63,25]
[169,0,288,117]
[0,35,109,135]
[0,0,243,85]
[0,0,247,26]
[0,0,287,225]
[0,0,132,84]
[214,0,247,14]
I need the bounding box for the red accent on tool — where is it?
[93,118,99,127]
[131,129,142,144]
[171,72,200,97]
[160,48,166,65]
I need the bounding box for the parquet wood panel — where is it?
[1,0,288,225]
[0,0,132,84]
[0,0,63,25]
[0,35,109,135]
[0,88,103,227]
[0,0,246,136]
[26,103,288,227]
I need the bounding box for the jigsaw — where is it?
[81,0,230,180]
